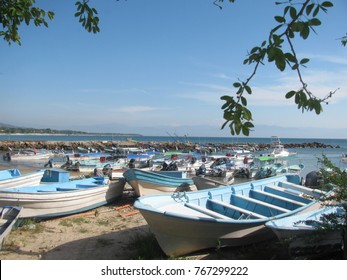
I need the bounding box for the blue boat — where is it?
[265,205,345,256]
[134,174,326,257]
[123,168,197,196]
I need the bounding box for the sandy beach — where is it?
[0,189,291,260]
[0,161,343,260]
[0,187,152,260]
[0,168,287,260]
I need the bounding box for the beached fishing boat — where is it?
[0,169,45,189]
[265,205,345,255]
[192,174,234,190]
[0,176,125,218]
[0,206,22,250]
[123,168,197,196]
[134,174,326,257]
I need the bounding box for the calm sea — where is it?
[1,134,346,178]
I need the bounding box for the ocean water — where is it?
[0,134,346,179]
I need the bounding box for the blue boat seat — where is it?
[56,187,77,191]
[278,181,325,197]
[250,189,306,207]
[75,184,98,189]
[232,194,290,213]
[184,202,232,220]
[263,186,313,204]
[207,199,267,219]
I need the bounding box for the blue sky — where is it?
[1,0,347,138]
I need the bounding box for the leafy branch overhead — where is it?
[220,0,338,136]
[0,0,54,45]
[0,0,101,45]
[0,0,345,137]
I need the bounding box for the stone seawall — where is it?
[0,140,340,152]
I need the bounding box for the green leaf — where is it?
[300,24,310,39]
[241,96,247,106]
[245,85,252,94]
[306,3,315,15]
[309,18,321,26]
[285,90,296,99]
[274,16,285,23]
[289,7,297,19]
[300,58,310,64]
[242,125,250,136]
[321,1,333,8]
[244,121,254,128]
[313,6,320,17]
[221,120,229,130]
[242,107,252,120]
[284,52,297,63]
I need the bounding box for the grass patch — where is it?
[17,218,44,234]
[78,227,89,234]
[59,220,73,227]
[127,231,167,260]
[97,219,109,226]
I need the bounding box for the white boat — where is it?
[134,174,326,257]
[0,169,45,189]
[265,205,345,255]
[3,148,53,161]
[192,174,234,190]
[270,136,297,158]
[0,206,22,250]
[0,176,125,218]
[123,168,197,196]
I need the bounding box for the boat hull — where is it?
[134,174,325,257]
[0,179,125,218]
[124,168,197,196]
[0,170,45,189]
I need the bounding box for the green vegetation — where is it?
[0,123,141,136]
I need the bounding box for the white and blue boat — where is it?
[123,168,197,196]
[0,175,125,219]
[0,169,45,189]
[134,174,326,257]
[265,205,345,255]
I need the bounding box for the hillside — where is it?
[0,123,141,136]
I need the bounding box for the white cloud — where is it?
[117,106,162,113]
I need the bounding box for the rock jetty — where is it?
[0,140,340,152]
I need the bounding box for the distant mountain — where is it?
[0,122,142,136]
[0,122,21,128]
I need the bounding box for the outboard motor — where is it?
[3,152,11,161]
[167,161,178,171]
[196,164,206,176]
[305,171,322,187]
[102,164,113,178]
[128,159,136,168]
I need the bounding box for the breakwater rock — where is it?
[0,140,340,152]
